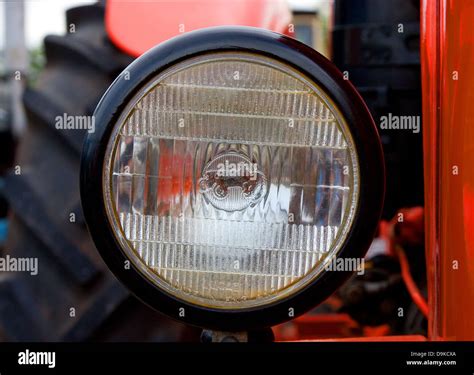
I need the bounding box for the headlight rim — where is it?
[81,26,385,331]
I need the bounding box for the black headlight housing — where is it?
[80,26,384,332]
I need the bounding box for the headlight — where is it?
[106,52,359,309]
[81,27,384,331]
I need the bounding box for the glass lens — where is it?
[103,53,359,309]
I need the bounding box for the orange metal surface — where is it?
[274,314,360,341]
[300,335,427,342]
[106,0,292,57]
[421,0,474,340]
[274,314,417,342]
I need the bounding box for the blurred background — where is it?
[0,0,425,342]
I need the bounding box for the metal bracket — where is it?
[201,330,248,343]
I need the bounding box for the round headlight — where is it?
[81,27,384,331]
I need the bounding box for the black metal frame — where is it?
[80,26,385,331]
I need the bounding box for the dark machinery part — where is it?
[339,208,427,334]
[333,0,423,219]
[333,0,425,334]
[0,4,197,341]
[200,329,275,343]
[339,255,410,328]
[339,253,426,335]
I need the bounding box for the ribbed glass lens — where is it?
[103,53,359,309]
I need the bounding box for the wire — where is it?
[395,245,429,318]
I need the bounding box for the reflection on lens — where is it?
[103,53,359,309]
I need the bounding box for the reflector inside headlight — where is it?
[103,52,359,309]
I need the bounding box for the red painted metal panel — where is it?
[106,0,292,57]
[421,0,474,340]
